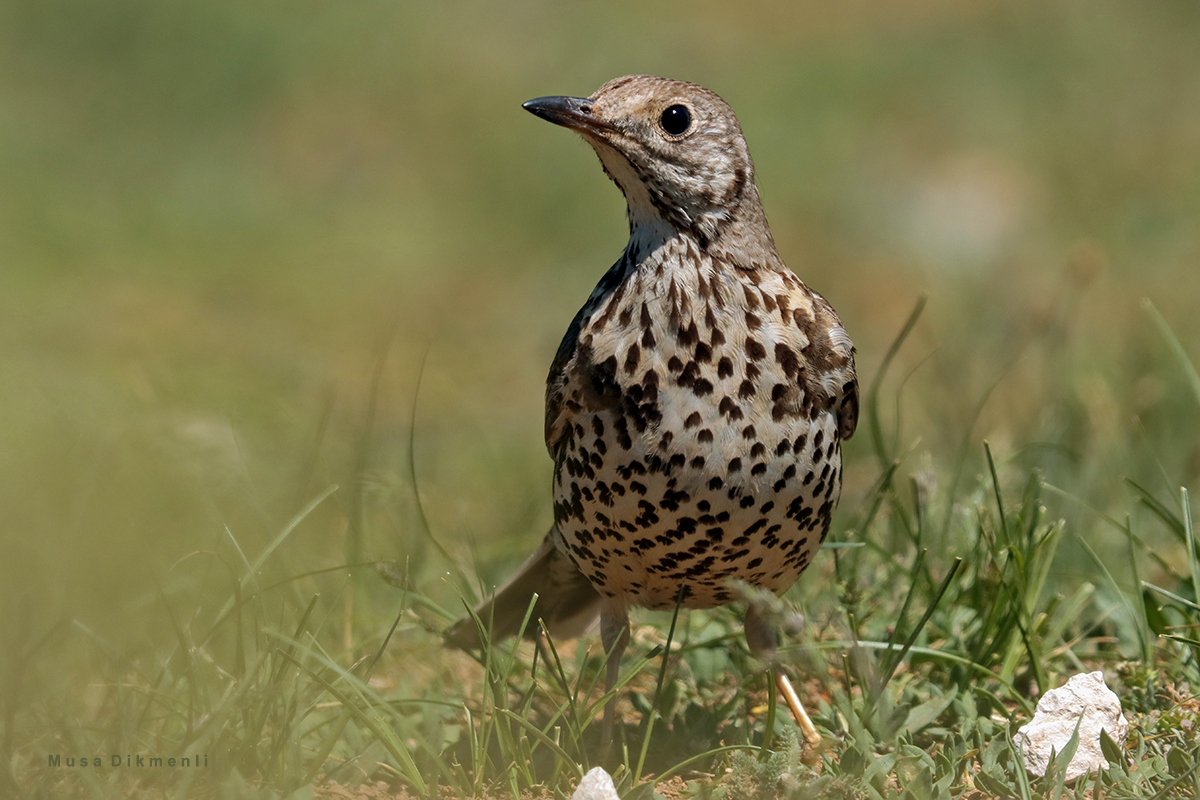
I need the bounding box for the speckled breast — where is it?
[547,245,851,611]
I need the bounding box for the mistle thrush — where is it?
[447,75,859,747]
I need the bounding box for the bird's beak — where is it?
[522,95,613,134]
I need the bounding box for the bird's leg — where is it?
[599,608,630,749]
[744,601,821,750]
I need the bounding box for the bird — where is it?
[446,75,858,749]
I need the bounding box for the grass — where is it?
[7,297,1200,799]
[3,0,1200,798]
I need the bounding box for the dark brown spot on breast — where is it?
[677,321,699,346]
[738,380,755,399]
[684,411,702,428]
[677,361,699,387]
[770,383,803,421]
[774,343,801,378]
[695,341,712,363]
[624,344,641,373]
[775,294,790,318]
[745,338,766,361]
[615,418,633,449]
[742,285,760,309]
[719,396,744,420]
[698,428,714,443]
[743,520,766,537]
[745,311,761,330]
[718,357,734,379]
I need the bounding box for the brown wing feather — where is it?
[544,305,588,453]
[838,375,860,441]
[544,255,633,454]
[777,280,859,444]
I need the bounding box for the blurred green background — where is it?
[1,0,1199,787]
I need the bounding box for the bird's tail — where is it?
[445,528,603,650]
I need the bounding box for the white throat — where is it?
[588,138,678,258]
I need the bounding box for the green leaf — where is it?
[974,769,1016,797]
[1167,745,1192,777]
[1142,589,1170,636]
[904,685,958,734]
[1098,728,1125,770]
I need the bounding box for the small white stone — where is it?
[1014,671,1129,782]
[572,766,620,800]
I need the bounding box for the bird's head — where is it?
[524,75,772,256]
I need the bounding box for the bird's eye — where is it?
[659,104,692,136]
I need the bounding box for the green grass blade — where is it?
[634,597,685,785]
[1144,298,1200,408]
[497,709,584,779]
[867,294,927,466]
[1183,487,1198,600]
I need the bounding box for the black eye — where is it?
[660,104,692,136]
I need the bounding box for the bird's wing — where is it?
[544,304,589,454]
[778,277,859,442]
[544,255,634,455]
[827,316,859,441]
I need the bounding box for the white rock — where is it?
[572,767,619,800]
[1015,671,1129,781]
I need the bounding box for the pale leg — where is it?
[744,602,821,749]
[599,608,630,748]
